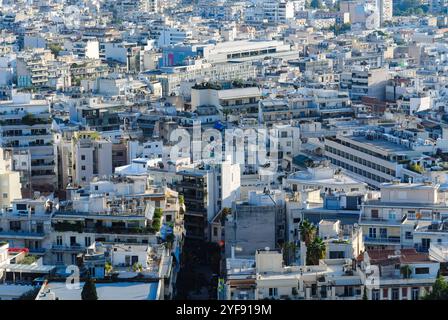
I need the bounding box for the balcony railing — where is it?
[360,214,407,225]
[52,244,85,251]
[364,236,401,244]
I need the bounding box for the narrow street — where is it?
[175,240,221,300]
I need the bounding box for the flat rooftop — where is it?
[349,135,412,153]
[40,281,159,300]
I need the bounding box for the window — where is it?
[81,165,86,171]
[421,238,431,250]
[402,287,408,299]
[383,288,389,299]
[379,228,387,239]
[16,204,27,211]
[2,193,7,199]
[392,288,399,300]
[371,209,379,218]
[56,236,62,246]
[411,288,419,300]
[56,253,63,263]
[405,232,413,240]
[85,237,91,247]
[81,155,85,160]
[330,251,345,259]
[268,288,278,297]
[10,221,21,231]
[415,267,429,274]
[388,211,396,220]
[213,227,218,237]
[372,289,380,300]
[368,227,377,238]
[344,286,354,297]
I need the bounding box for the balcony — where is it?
[364,236,401,244]
[359,214,407,226]
[52,244,85,252]
[84,253,106,262]
[29,247,47,255]
[0,230,46,240]
[86,226,154,235]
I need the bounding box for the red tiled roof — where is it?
[359,248,436,264]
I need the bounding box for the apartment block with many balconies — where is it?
[0,94,57,196]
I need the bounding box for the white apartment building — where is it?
[190,83,261,117]
[377,0,393,26]
[16,49,53,88]
[359,249,439,300]
[0,148,21,210]
[340,66,389,101]
[319,220,365,260]
[360,182,448,250]
[246,0,295,25]
[64,38,100,60]
[177,161,241,240]
[156,59,257,96]
[51,180,183,266]
[157,27,192,47]
[71,131,113,187]
[253,249,364,300]
[0,94,57,195]
[127,140,164,160]
[103,42,142,72]
[271,124,301,171]
[0,197,54,257]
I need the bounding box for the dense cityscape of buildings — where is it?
[0,0,448,301]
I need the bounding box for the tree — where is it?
[152,217,161,231]
[105,261,113,275]
[153,207,163,219]
[310,0,323,8]
[132,262,143,272]
[409,162,424,173]
[299,219,317,246]
[362,286,368,300]
[423,276,448,300]
[400,265,412,279]
[178,194,184,205]
[81,277,98,300]
[281,241,297,265]
[48,43,63,57]
[306,237,326,265]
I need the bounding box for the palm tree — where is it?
[281,242,297,265]
[299,219,316,246]
[306,237,326,266]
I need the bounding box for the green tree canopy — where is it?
[81,277,98,300]
[306,237,326,265]
[424,276,448,300]
[299,219,317,246]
